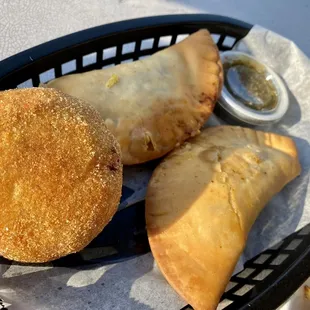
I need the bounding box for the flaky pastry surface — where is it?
[146,126,301,310]
[44,30,223,165]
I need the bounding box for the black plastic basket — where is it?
[0,14,309,310]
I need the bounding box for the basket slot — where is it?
[141,38,154,51]
[39,68,56,84]
[211,34,220,44]
[222,36,237,49]
[122,42,136,54]
[285,238,303,250]
[82,52,97,67]
[217,299,233,310]
[158,35,173,48]
[81,51,104,72]
[61,59,77,75]
[235,268,255,279]
[103,46,117,60]
[253,269,273,281]
[233,284,255,297]
[176,34,189,43]
[253,254,271,264]
[270,253,289,266]
[217,34,236,51]
[17,79,33,89]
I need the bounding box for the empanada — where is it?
[146,126,301,310]
[43,30,223,165]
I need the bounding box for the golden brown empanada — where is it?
[43,30,223,165]
[146,126,301,310]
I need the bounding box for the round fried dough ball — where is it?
[0,88,122,263]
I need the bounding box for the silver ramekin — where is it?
[217,51,289,126]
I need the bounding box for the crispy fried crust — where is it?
[44,29,223,165]
[0,88,122,263]
[146,126,301,310]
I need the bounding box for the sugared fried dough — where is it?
[0,88,122,263]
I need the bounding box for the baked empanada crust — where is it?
[146,126,301,310]
[44,30,223,165]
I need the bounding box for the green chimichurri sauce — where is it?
[223,57,278,111]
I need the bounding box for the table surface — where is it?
[0,1,309,309]
[1,0,310,61]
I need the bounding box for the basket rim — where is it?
[0,14,252,80]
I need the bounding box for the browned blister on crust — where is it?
[146,126,301,310]
[44,29,223,165]
[0,88,123,263]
